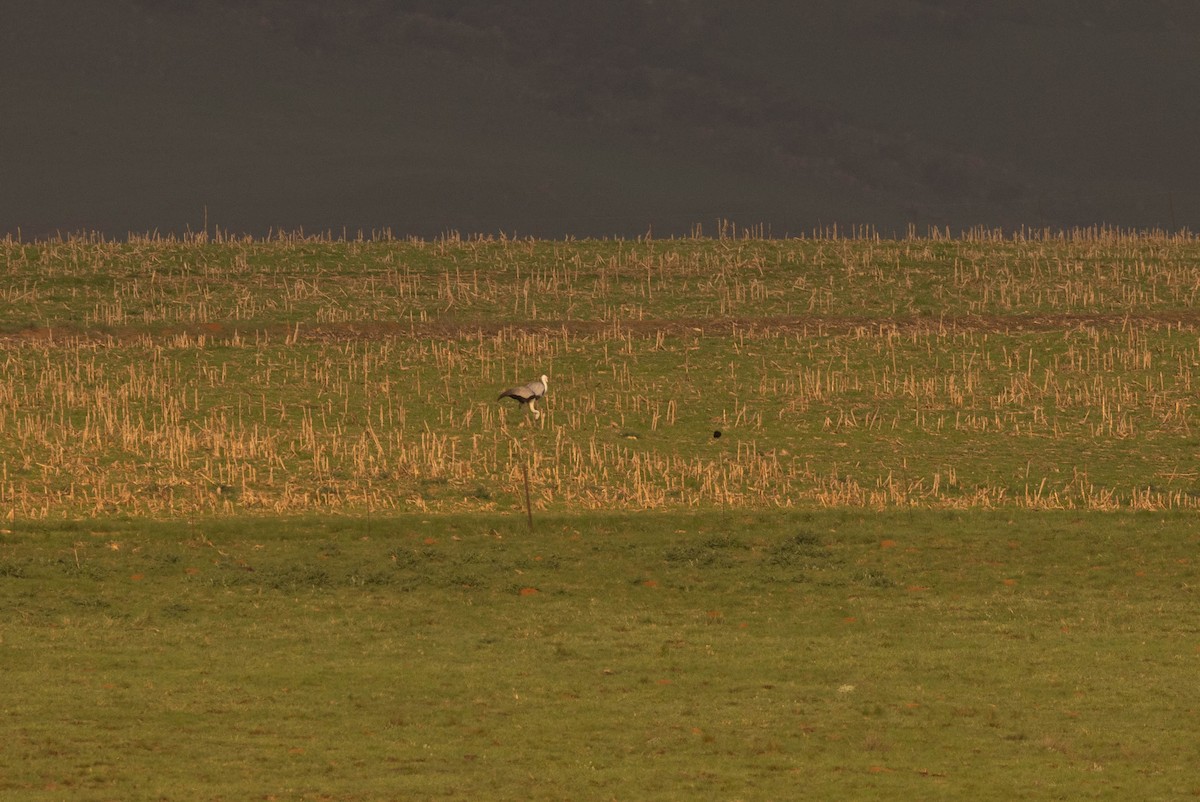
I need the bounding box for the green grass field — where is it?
[3,510,1198,800]
[2,230,1200,799]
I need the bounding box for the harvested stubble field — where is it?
[3,229,1200,800]
[2,228,1200,516]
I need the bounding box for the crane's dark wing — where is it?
[498,384,537,402]
[499,377,546,403]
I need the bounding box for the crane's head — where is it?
[540,374,549,387]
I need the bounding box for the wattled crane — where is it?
[497,374,549,420]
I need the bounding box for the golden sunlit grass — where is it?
[3,228,1200,517]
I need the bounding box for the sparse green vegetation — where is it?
[3,229,1200,516]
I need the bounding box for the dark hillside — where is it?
[3,0,1199,237]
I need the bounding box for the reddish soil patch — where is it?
[3,311,1198,344]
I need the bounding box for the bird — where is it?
[497,374,549,420]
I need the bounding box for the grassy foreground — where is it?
[2,509,1198,800]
